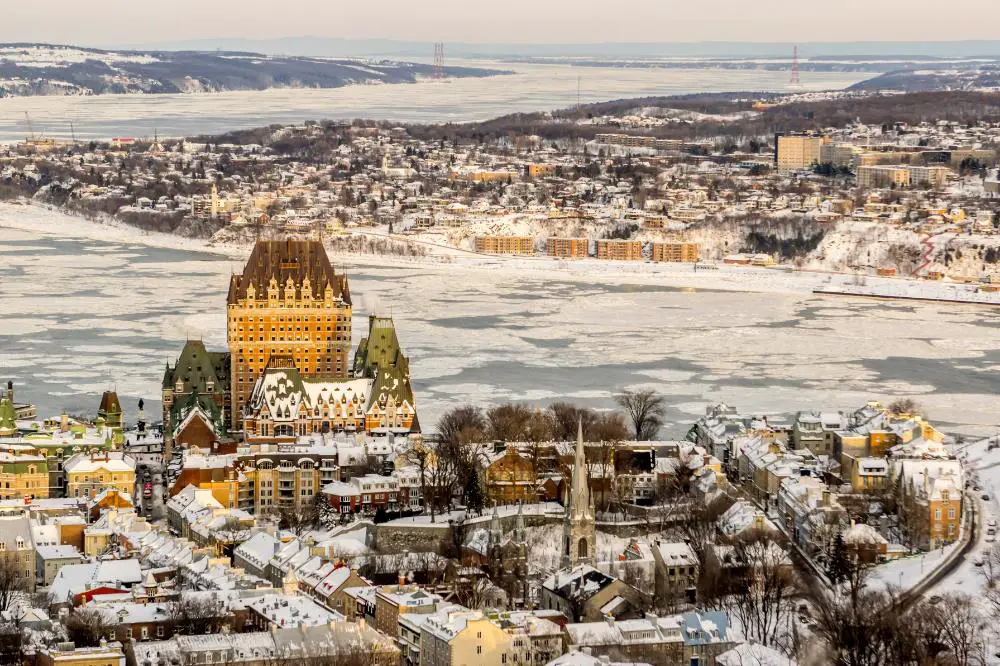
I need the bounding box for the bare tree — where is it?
[728,533,799,652]
[615,389,667,440]
[887,398,922,416]
[437,405,486,446]
[64,608,115,647]
[0,557,27,616]
[485,404,532,442]
[932,593,988,666]
[166,594,231,635]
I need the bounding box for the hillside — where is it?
[0,44,504,97]
[851,64,1000,92]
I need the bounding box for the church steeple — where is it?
[563,418,596,567]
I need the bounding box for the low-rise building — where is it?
[547,237,589,259]
[650,242,699,263]
[475,235,535,255]
[595,240,643,261]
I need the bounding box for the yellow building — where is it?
[227,239,353,429]
[475,235,535,255]
[595,239,643,261]
[546,237,589,259]
[63,452,135,500]
[528,164,557,178]
[776,134,829,171]
[651,242,699,263]
[0,453,48,500]
[38,641,125,666]
[421,609,523,666]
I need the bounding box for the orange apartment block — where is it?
[651,242,700,263]
[547,237,589,259]
[595,239,643,261]
[227,239,352,429]
[474,236,535,255]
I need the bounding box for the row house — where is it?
[321,473,401,515]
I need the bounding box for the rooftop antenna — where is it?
[70,121,76,144]
[577,75,582,112]
[790,46,801,86]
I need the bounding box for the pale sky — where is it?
[2,0,999,46]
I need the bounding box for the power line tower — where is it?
[432,43,445,80]
[790,46,801,86]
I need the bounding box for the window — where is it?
[477,647,482,655]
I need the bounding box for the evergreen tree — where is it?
[828,531,850,584]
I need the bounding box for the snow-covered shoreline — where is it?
[2,200,996,307]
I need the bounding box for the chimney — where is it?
[61,413,69,433]
[398,572,406,586]
[822,490,831,507]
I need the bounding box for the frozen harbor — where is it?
[0,61,865,141]
[1,203,999,438]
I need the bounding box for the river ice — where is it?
[1,204,998,437]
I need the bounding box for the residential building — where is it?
[420,606,525,666]
[38,641,126,666]
[547,237,589,259]
[475,235,535,255]
[650,540,699,605]
[375,585,442,639]
[595,240,643,261]
[776,134,829,171]
[540,565,643,622]
[0,511,35,593]
[227,239,353,429]
[322,474,401,515]
[650,242,699,263]
[565,615,684,666]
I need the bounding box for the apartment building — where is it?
[546,237,589,259]
[474,235,535,255]
[595,239,643,261]
[857,164,950,189]
[776,134,829,171]
[650,242,699,263]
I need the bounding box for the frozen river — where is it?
[1,206,999,438]
[0,61,866,141]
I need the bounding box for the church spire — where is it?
[563,417,596,567]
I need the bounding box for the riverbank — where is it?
[2,200,993,306]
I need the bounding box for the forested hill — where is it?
[0,44,505,97]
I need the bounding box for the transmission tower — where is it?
[790,45,801,86]
[432,43,445,80]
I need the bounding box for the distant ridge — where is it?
[119,37,1000,59]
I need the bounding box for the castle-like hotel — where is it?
[162,239,419,453]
